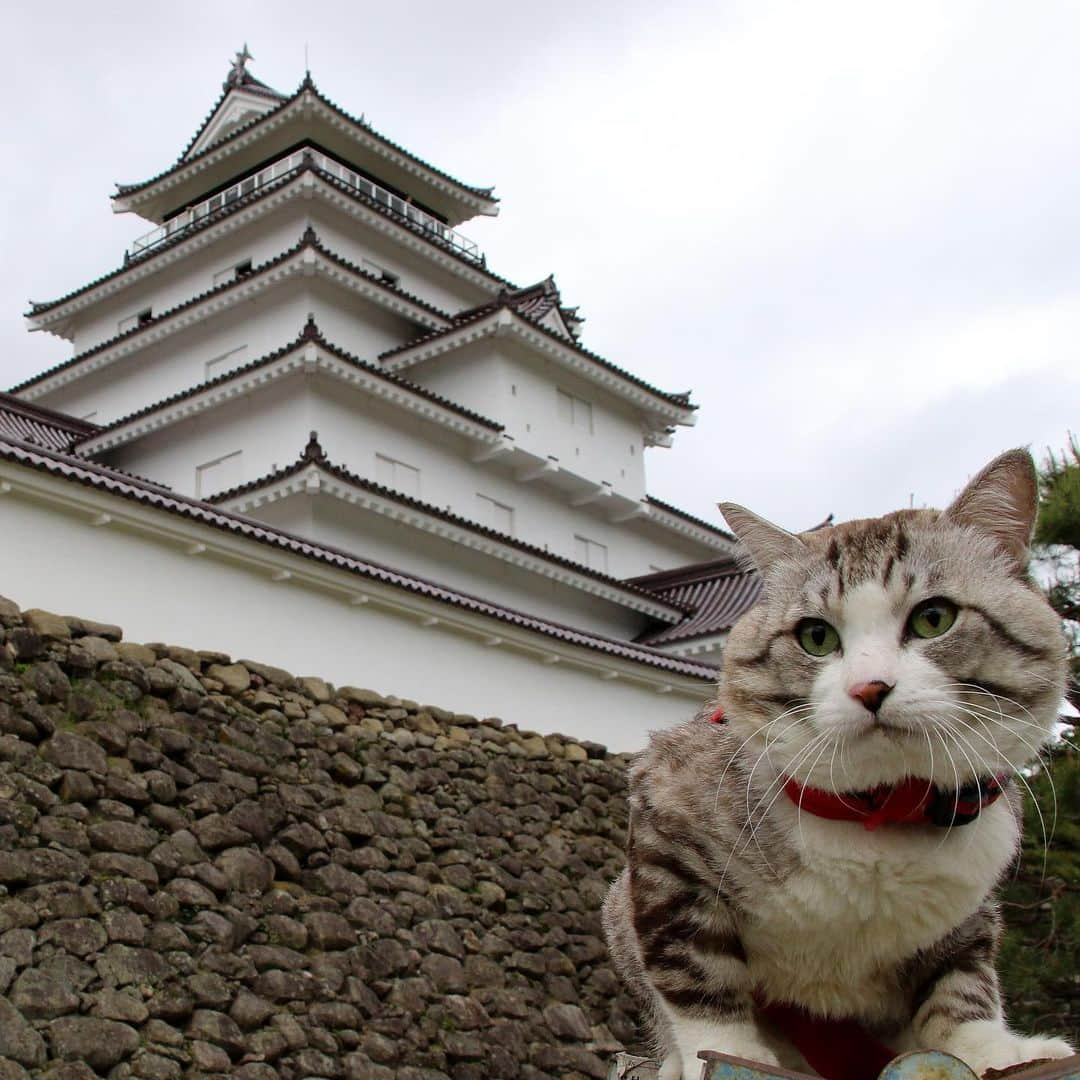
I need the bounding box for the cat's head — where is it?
[718,450,1066,791]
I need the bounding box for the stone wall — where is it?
[0,599,645,1080]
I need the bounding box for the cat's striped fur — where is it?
[603,451,1074,1079]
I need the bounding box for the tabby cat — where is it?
[603,450,1074,1080]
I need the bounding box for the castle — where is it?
[1,50,759,750]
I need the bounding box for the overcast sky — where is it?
[3,1,1078,532]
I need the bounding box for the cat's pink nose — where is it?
[848,680,894,713]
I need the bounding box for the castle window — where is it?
[375,453,420,497]
[362,258,399,287]
[477,494,514,535]
[118,308,152,334]
[195,450,242,498]
[574,535,608,572]
[557,389,593,433]
[213,258,254,287]
[204,344,248,380]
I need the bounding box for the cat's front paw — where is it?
[938,1020,1074,1076]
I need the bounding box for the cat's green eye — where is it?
[796,619,841,657]
[908,598,958,640]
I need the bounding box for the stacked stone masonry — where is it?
[0,599,651,1080]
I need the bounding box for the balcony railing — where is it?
[125,149,484,265]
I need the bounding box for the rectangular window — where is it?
[574,535,609,572]
[557,389,593,433]
[362,258,399,286]
[118,308,152,334]
[213,258,253,287]
[195,450,242,499]
[476,494,514,535]
[375,453,420,497]
[204,344,248,381]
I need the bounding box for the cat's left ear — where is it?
[944,449,1038,567]
[719,502,806,573]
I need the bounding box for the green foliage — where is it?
[998,749,1080,1044]
[1035,436,1080,706]
[1036,436,1080,551]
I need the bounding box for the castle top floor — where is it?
[111,48,499,231]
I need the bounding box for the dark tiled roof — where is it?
[207,433,691,622]
[29,161,513,320]
[0,393,99,452]
[630,558,762,646]
[115,77,497,204]
[380,297,697,413]
[454,275,576,334]
[76,319,503,447]
[12,228,453,396]
[644,496,735,542]
[0,437,715,679]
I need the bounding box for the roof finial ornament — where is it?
[225,44,253,89]
[302,431,328,465]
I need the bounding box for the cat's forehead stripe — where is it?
[815,518,916,594]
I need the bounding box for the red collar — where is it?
[708,707,1008,831]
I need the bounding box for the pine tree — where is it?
[998,437,1080,1043]
[1035,435,1080,707]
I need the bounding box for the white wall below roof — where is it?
[309,494,652,640]
[408,339,649,503]
[0,477,709,752]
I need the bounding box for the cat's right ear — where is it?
[719,503,806,573]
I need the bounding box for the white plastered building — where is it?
[4,53,759,750]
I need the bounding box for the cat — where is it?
[602,449,1075,1080]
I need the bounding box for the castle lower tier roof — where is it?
[630,558,762,646]
[28,161,513,321]
[0,434,715,680]
[12,228,454,397]
[0,392,99,452]
[114,78,498,219]
[207,433,692,624]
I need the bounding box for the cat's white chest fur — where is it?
[740,801,1018,1019]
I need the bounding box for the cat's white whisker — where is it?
[794,733,840,852]
[939,709,1055,877]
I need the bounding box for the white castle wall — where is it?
[0,476,709,752]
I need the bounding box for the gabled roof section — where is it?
[0,438,715,680]
[380,295,697,424]
[0,392,99,453]
[12,227,454,399]
[113,72,498,227]
[74,319,503,456]
[209,433,692,625]
[455,276,583,342]
[630,558,762,646]
[183,49,287,160]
